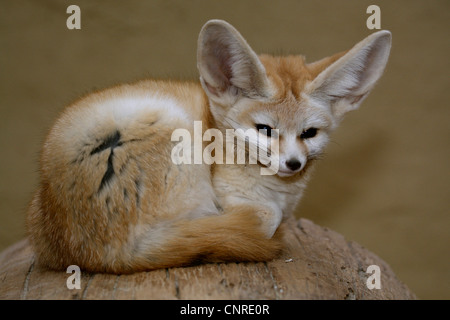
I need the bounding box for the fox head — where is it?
[197,19,391,177]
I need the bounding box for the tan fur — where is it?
[26,20,391,273]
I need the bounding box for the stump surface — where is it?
[0,217,416,300]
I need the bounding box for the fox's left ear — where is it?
[306,31,392,121]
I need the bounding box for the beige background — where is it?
[0,0,448,299]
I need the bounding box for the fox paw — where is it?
[256,206,282,238]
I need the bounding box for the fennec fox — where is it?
[26,20,391,273]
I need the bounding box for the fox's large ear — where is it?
[197,19,271,105]
[306,30,392,121]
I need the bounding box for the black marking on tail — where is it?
[95,131,123,193]
[98,151,115,192]
[91,131,122,155]
[135,175,141,209]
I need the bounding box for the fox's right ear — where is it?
[197,19,271,106]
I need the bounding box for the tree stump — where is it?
[0,217,416,300]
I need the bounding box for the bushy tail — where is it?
[131,207,283,272]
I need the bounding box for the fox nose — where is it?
[286,158,302,171]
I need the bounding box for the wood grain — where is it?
[0,217,416,300]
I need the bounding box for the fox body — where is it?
[26,20,391,273]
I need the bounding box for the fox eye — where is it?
[255,124,272,137]
[300,128,318,139]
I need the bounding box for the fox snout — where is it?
[286,158,302,171]
[278,157,304,177]
[273,133,308,177]
[277,151,308,177]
